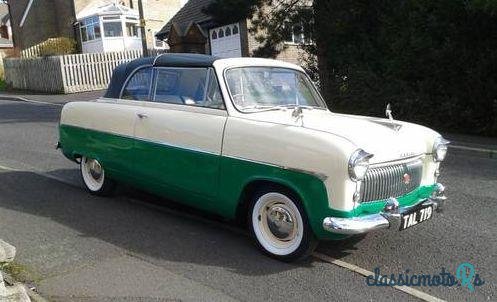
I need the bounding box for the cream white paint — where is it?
[60,99,140,138]
[60,57,443,213]
[135,101,227,155]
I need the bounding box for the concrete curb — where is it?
[0,240,16,263]
[0,240,31,302]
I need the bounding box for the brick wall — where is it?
[9,0,76,50]
[141,0,182,49]
[245,18,304,65]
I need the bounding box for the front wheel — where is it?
[80,156,116,196]
[249,189,317,262]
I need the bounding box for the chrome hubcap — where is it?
[264,204,296,241]
[87,159,102,181]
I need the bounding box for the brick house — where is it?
[8,0,182,54]
[155,0,312,65]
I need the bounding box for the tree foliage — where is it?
[315,0,497,136]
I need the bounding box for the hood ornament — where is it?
[385,103,401,131]
[292,106,304,126]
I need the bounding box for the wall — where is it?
[245,18,305,65]
[9,0,76,51]
[141,0,182,49]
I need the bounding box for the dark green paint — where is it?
[60,124,436,240]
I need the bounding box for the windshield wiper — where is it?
[240,104,327,113]
[240,105,287,113]
[275,104,327,110]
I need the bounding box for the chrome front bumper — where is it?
[322,183,446,235]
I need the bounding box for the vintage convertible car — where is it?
[58,53,448,261]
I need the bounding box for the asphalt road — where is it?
[0,98,495,302]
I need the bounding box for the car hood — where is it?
[238,109,438,163]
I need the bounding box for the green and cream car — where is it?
[58,54,448,261]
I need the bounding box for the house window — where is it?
[225,27,231,36]
[80,16,101,42]
[126,22,139,37]
[218,28,224,38]
[211,31,217,40]
[232,25,239,35]
[283,10,313,44]
[104,21,123,37]
[154,32,166,49]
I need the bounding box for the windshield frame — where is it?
[222,66,328,114]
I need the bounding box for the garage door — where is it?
[209,23,242,58]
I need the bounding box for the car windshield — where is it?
[225,67,327,112]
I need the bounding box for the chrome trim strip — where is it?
[60,124,220,156]
[61,124,329,181]
[222,154,329,180]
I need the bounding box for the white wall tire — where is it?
[80,156,116,196]
[249,188,317,261]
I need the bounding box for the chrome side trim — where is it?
[60,124,220,156]
[222,154,329,180]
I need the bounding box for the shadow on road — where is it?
[0,101,61,124]
[0,169,363,277]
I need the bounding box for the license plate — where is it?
[399,205,433,231]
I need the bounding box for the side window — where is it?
[205,69,225,109]
[121,67,152,101]
[153,68,224,110]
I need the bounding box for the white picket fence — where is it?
[4,49,166,93]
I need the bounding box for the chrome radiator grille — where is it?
[361,160,423,202]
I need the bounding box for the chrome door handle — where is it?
[137,113,148,119]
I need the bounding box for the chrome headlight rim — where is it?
[432,137,450,162]
[348,149,374,181]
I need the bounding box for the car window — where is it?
[153,68,224,109]
[204,69,225,109]
[121,67,152,101]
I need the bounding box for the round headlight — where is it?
[348,149,374,181]
[433,137,450,162]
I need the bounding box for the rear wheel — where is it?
[248,188,317,262]
[80,156,116,196]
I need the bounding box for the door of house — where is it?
[209,23,242,58]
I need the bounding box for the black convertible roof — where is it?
[104,53,219,98]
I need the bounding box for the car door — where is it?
[90,65,152,180]
[133,67,227,204]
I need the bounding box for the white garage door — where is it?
[209,23,242,58]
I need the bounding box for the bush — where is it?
[315,0,497,136]
[38,37,76,57]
